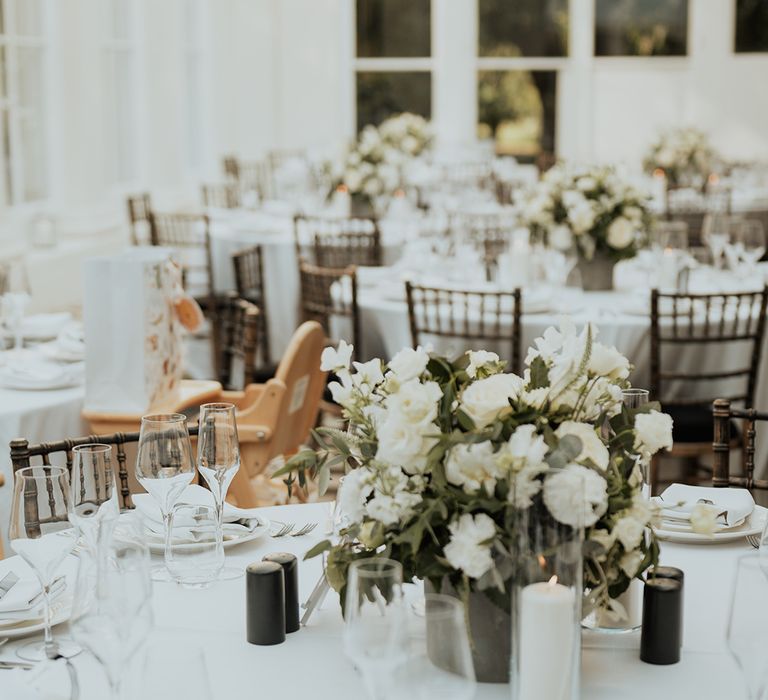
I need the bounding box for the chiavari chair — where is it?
[294,214,382,268]
[298,260,361,357]
[222,155,271,201]
[217,294,260,391]
[405,282,523,374]
[149,212,221,375]
[232,245,272,369]
[126,193,153,246]
[201,183,241,209]
[712,398,768,492]
[650,286,768,486]
[449,211,515,282]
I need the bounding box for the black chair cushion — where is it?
[666,404,739,443]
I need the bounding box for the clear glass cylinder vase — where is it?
[511,468,584,700]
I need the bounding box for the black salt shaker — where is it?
[263,552,299,633]
[640,577,683,665]
[648,566,684,585]
[246,561,285,645]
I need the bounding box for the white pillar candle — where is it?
[508,232,531,287]
[518,577,576,700]
[659,248,678,290]
[332,186,351,216]
[651,169,667,213]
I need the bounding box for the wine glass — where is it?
[135,413,196,580]
[69,444,120,555]
[197,402,241,580]
[726,554,768,699]
[70,526,153,700]
[703,213,734,270]
[165,503,224,588]
[344,558,408,699]
[391,594,476,699]
[9,465,77,661]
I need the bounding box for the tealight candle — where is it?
[518,576,576,700]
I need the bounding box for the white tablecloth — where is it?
[0,502,749,699]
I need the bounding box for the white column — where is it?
[432,0,476,148]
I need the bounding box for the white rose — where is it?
[588,343,630,380]
[606,217,634,249]
[443,513,496,579]
[466,350,500,379]
[388,346,429,381]
[445,441,502,496]
[555,421,609,471]
[543,463,608,528]
[375,417,424,465]
[520,387,550,410]
[589,528,616,558]
[385,378,442,426]
[613,515,645,551]
[460,373,524,428]
[549,224,573,251]
[577,176,597,191]
[365,490,421,526]
[619,550,645,578]
[337,468,374,524]
[633,411,674,457]
[320,340,353,373]
[345,170,362,192]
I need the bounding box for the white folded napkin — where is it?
[656,484,755,531]
[133,485,265,541]
[0,358,83,390]
[20,313,72,340]
[0,575,66,620]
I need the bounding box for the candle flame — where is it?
[336,184,349,193]
[708,173,720,185]
[548,575,558,586]
[394,188,405,198]
[653,168,665,178]
[538,555,546,569]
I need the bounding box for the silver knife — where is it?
[0,572,19,601]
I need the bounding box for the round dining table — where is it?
[0,501,751,699]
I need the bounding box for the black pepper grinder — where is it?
[246,561,286,645]
[263,552,300,633]
[640,577,683,664]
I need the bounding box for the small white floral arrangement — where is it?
[335,113,431,204]
[278,320,673,616]
[516,164,653,262]
[643,127,718,189]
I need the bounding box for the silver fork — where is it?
[271,522,295,537]
[747,534,761,549]
[291,522,318,537]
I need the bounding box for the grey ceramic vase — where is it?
[577,253,616,291]
[427,579,511,684]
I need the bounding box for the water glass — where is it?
[344,558,408,699]
[165,503,224,588]
[726,554,768,699]
[9,465,76,661]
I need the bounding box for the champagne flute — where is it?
[344,558,408,700]
[197,402,241,580]
[737,220,766,270]
[726,554,768,699]
[135,414,195,580]
[9,465,77,661]
[69,444,120,555]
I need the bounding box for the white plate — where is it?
[145,518,271,554]
[0,595,72,639]
[654,504,767,544]
[0,372,82,391]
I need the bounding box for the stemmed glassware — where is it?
[735,220,766,271]
[622,389,650,499]
[135,413,196,580]
[69,444,120,554]
[9,465,77,661]
[726,554,768,699]
[197,402,241,580]
[343,558,408,699]
[703,213,733,270]
[70,518,153,700]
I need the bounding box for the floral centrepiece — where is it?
[333,113,431,208]
[278,321,673,622]
[515,164,653,264]
[643,127,718,189]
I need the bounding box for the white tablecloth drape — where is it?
[0,502,749,699]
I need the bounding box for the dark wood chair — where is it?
[201,183,241,209]
[217,295,260,391]
[126,193,152,245]
[222,155,271,201]
[450,212,515,282]
[712,398,768,491]
[650,286,768,485]
[149,212,220,375]
[294,214,382,268]
[9,426,200,512]
[232,245,272,370]
[405,282,522,373]
[298,259,361,357]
